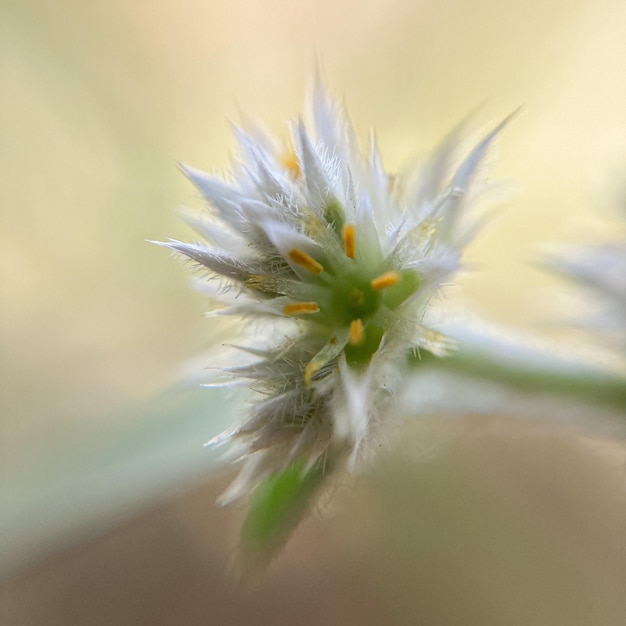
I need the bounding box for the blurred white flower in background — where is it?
[549,205,626,352]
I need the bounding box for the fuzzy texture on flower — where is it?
[158,82,509,510]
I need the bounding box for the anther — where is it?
[371,271,400,290]
[281,149,301,179]
[283,302,320,316]
[343,224,356,259]
[349,319,364,345]
[304,359,321,386]
[288,249,324,275]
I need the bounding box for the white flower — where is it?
[549,205,626,352]
[157,81,509,551]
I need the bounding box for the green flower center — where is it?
[281,217,422,376]
[330,273,382,325]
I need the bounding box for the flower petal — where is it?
[152,239,260,282]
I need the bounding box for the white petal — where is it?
[311,77,343,154]
[333,357,373,461]
[367,133,393,231]
[407,249,461,285]
[178,209,249,257]
[295,120,333,213]
[153,239,262,282]
[231,125,289,198]
[310,74,362,177]
[259,218,320,258]
[436,112,517,244]
[216,454,267,506]
[403,114,472,220]
[452,111,517,193]
[207,295,309,319]
[179,164,249,230]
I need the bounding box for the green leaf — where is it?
[240,458,328,567]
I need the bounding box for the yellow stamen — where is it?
[288,248,324,275]
[283,302,320,316]
[343,224,356,259]
[349,318,364,345]
[304,359,321,386]
[371,271,400,291]
[280,149,301,179]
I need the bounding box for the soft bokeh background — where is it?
[2,0,626,624]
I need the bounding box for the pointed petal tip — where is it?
[147,238,177,249]
[178,162,216,188]
[310,62,330,101]
[177,161,194,176]
[297,117,307,137]
[199,381,242,389]
[204,427,236,448]
[203,437,222,448]
[492,105,524,136]
[148,238,186,252]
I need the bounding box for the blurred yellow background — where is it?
[2,0,626,624]
[3,0,626,447]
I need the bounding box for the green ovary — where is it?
[311,268,421,368]
[323,268,420,328]
[328,273,381,325]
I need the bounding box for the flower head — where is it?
[158,81,509,561]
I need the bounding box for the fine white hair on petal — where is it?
[191,276,256,307]
[216,453,270,506]
[295,120,336,214]
[179,164,248,229]
[152,240,259,282]
[310,76,346,157]
[309,76,363,189]
[408,252,461,286]
[178,209,250,257]
[231,125,289,198]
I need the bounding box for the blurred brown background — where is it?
[2,0,626,624]
[5,418,626,625]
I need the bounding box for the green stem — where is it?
[411,332,626,416]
